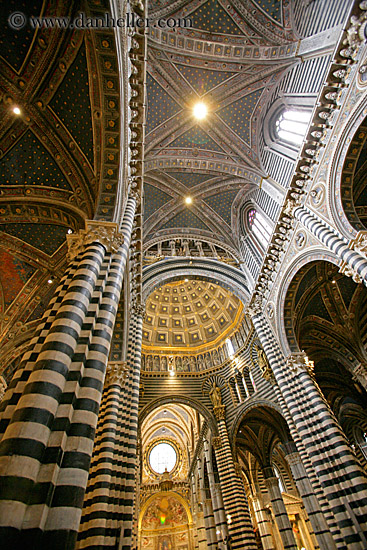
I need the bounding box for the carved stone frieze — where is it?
[67,220,124,261]
[105,361,129,387]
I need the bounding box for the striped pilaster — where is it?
[294,206,367,282]
[263,468,297,550]
[252,312,367,549]
[251,493,274,550]
[212,407,257,550]
[203,439,228,543]
[197,457,217,549]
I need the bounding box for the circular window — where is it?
[149,442,177,474]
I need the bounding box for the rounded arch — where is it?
[142,257,250,304]
[275,247,342,355]
[139,395,218,436]
[138,490,193,531]
[230,398,284,442]
[329,94,367,239]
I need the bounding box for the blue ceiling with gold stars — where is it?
[144,183,172,220]
[190,0,244,35]
[0,130,71,190]
[0,0,44,71]
[50,41,94,166]
[253,0,283,25]
[1,223,68,256]
[144,0,295,243]
[217,89,264,145]
[167,172,215,188]
[160,210,211,232]
[175,65,236,95]
[146,74,182,134]
[169,126,224,153]
[204,190,239,226]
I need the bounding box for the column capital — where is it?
[105,361,129,387]
[212,436,222,449]
[213,405,226,421]
[67,220,123,261]
[286,352,314,376]
[132,303,145,317]
[246,295,264,318]
[339,260,363,284]
[0,376,7,401]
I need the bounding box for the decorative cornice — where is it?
[67,220,123,261]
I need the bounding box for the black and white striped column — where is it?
[294,206,367,283]
[251,492,274,550]
[251,311,367,549]
[203,439,228,545]
[212,406,257,550]
[197,457,217,549]
[0,200,137,549]
[263,467,297,550]
[284,442,337,550]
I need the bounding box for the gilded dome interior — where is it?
[143,280,243,352]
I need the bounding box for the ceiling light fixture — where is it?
[13,106,21,115]
[185,196,192,205]
[193,102,207,120]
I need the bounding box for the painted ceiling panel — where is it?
[295,264,317,305]
[49,41,94,166]
[217,88,263,145]
[303,291,333,323]
[1,223,68,255]
[204,190,239,226]
[146,73,182,134]
[168,126,224,153]
[190,0,244,35]
[338,276,358,310]
[0,0,43,71]
[0,130,71,190]
[167,172,215,188]
[144,183,172,220]
[0,249,35,311]
[159,210,210,231]
[253,0,283,24]
[175,64,236,95]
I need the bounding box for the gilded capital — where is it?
[212,436,222,450]
[67,221,124,262]
[213,405,226,421]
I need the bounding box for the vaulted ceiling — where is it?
[144,0,297,249]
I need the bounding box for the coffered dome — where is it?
[143,280,243,352]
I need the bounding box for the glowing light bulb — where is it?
[13,106,21,115]
[169,370,175,377]
[185,196,192,205]
[193,102,207,120]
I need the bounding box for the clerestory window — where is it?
[248,208,272,249]
[275,109,312,146]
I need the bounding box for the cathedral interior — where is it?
[1,0,367,549]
